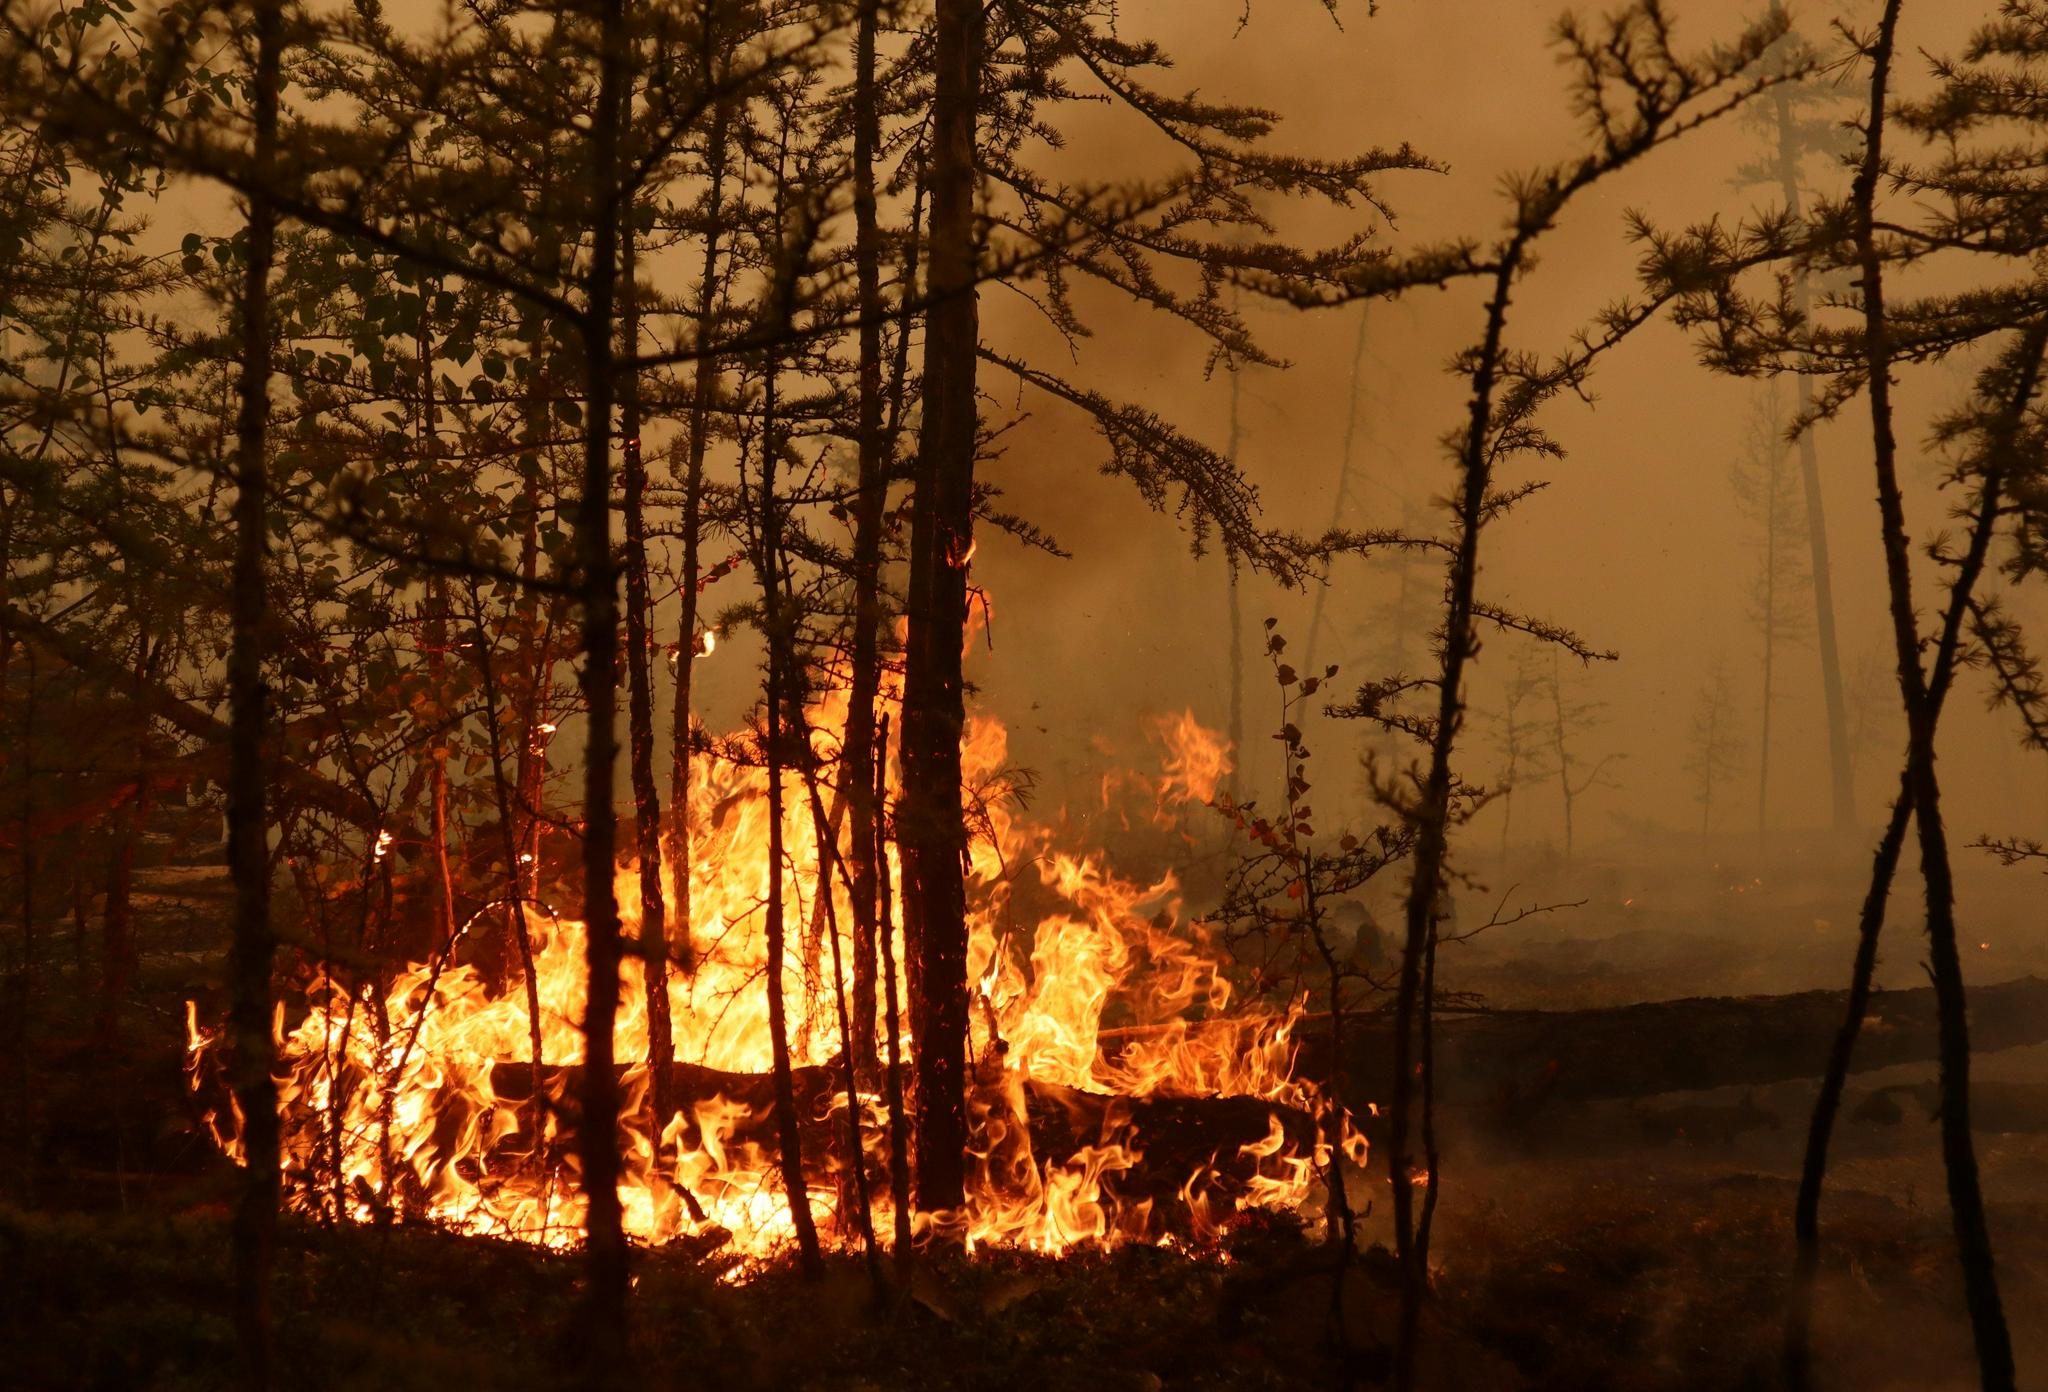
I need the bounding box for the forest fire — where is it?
[186,697,1342,1269]
[17,0,2048,1383]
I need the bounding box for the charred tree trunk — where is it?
[575,0,631,1373]
[753,351,825,1277]
[620,219,675,1124]
[840,0,889,1079]
[897,0,980,1225]
[466,584,547,1122]
[875,713,913,1273]
[420,311,458,963]
[666,41,734,973]
[227,3,281,1382]
[802,760,881,1277]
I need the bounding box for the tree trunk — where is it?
[1758,445,1778,840]
[1785,782,1911,1388]
[898,0,981,1224]
[840,0,889,1078]
[227,3,281,1383]
[466,584,547,1125]
[420,313,458,964]
[754,353,825,1277]
[575,0,631,1372]
[875,713,914,1273]
[1846,6,2013,1383]
[619,219,675,1125]
[1223,361,1245,793]
[1387,240,1529,1392]
[1548,660,1575,862]
[666,50,734,975]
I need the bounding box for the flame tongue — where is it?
[189,691,1341,1266]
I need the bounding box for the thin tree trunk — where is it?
[227,2,282,1381]
[1548,661,1575,863]
[420,313,458,964]
[666,62,734,976]
[754,353,825,1277]
[1388,240,1529,1392]
[802,758,881,1281]
[1785,782,1910,1387]
[466,583,548,1133]
[1847,7,2013,1383]
[898,0,981,1224]
[575,0,631,1371]
[1758,451,1777,840]
[875,712,914,1276]
[1224,361,1245,790]
[841,0,889,1078]
[620,218,676,1126]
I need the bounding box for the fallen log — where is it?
[1276,974,2048,1114]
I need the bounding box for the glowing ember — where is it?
[187,685,1346,1271]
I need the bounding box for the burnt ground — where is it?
[2,832,2044,1389]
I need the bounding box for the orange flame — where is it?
[188,682,1350,1271]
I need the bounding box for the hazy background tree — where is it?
[1731,383,1812,838]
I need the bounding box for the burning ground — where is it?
[182,702,1337,1264]
[12,869,2048,1391]
[9,708,2048,1389]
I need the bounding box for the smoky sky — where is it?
[933,0,2046,856]
[155,0,2039,856]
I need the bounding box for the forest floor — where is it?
[2,833,2043,1390]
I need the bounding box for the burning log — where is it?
[1018,1078,1321,1215]
[481,1059,1320,1231]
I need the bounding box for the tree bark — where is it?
[575,0,631,1373]
[666,39,734,976]
[619,217,675,1126]
[753,355,825,1277]
[227,3,282,1383]
[875,713,914,1272]
[898,0,981,1224]
[840,0,888,1079]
